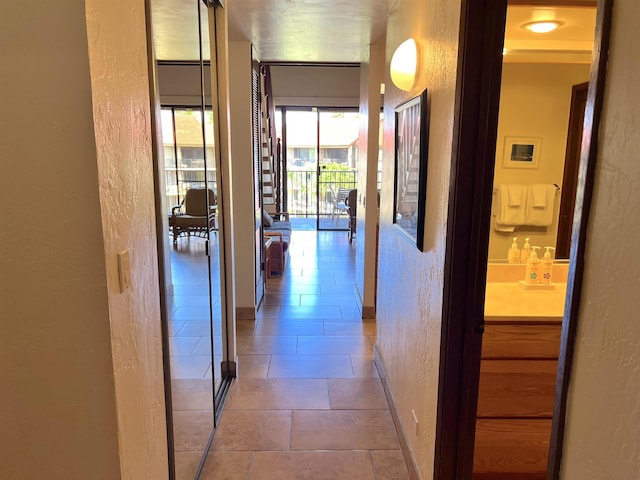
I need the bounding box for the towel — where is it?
[495,184,526,229]
[525,184,557,226]
[531,184,548,207]
[507,184,525,207]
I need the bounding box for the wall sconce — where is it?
[390,39,418,92]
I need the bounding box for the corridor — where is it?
[190,229,410,479]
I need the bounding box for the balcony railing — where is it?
[165,167,216,209]
[287,170,357,223]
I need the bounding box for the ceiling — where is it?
[150,1,595,64]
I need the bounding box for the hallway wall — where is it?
[0,2,122,478]
[0,0,168,478]
[376,0,461,477]
[562,0,640,476]
[85,0,169,477]
[356,38,385,317]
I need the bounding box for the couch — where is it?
[263,211,291,277]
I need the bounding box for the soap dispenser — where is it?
[540,246,556,285]
[524,246,541,285]
[520,238,532,264]
[508,237,520,264]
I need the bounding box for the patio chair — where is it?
[170,188,217,246]
[335,187,351,217]
[345,188,357,243]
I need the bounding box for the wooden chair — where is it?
[345,188,357,243]
[170,188,217,246]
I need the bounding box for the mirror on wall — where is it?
[151,0,231,478]
[487,5,596,262]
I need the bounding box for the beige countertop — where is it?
[484,282,567,322]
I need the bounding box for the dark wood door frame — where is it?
[434,1,508,478]
[548,1,613,477]
[434,0,612,478]
[556,82,589,259]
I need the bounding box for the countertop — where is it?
[484,282,567,323]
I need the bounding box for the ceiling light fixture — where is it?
[523,20,562,34]
[390,39,418,92]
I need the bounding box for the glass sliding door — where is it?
[281,107,359,230]
[284,109,318,230]
[317,109,359,230]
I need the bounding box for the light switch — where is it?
[117,250,131,293]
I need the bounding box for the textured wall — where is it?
[356,40,385,314]
[0,1,122,478]
[377,0,461,477]
[561,0,640,477]
[271,65,361,107]
[85,0,169,477]
[228,41,259,313]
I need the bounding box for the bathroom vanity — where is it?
[473,263,567,479]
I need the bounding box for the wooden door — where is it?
[556,82,589,258]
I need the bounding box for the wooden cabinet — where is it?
[473,319,561,479]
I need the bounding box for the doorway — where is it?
[434,0,611,478]
[278,107,359,231]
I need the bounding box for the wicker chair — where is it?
[170,188,217,245]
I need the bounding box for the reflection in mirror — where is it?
[487,6,596,262]
[153,3,221,478]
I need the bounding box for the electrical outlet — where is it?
[117,250,131,293]
[412,409,419,436]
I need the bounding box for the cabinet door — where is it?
[482,324,561,359]
[477,360,557,417]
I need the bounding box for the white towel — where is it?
[495,184,526,228]
[525,184,556,226]
[507,184,526,207]
[531,184,548,207]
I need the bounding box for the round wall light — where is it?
[390,39,418,92]
[523,20,562,34]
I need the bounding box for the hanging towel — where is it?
[495,184,526,229]
[524,184,557,226]
[507,184,526,207]
[531,184,548,207]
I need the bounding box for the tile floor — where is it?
[174,230,410,479]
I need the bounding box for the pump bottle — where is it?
[520,237,532,264]
[540,246,556,285]
[508,237,520,264]
[524,246,541,285]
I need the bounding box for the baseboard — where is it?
[236,307,256,320]
[374,346,421,480]
[361,306,376,319]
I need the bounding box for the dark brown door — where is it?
[556,82,589,258]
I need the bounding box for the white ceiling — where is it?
[150,1,595,64]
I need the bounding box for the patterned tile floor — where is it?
[172,230,410,479]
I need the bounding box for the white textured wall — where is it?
[377,0,460,477]
[489,63,591,260]
[356,39,385,315]
[271,65,361,107]
[0,1,122,478]
[85,0,168,477]
[157,63,212,106]
[562,0,640,477]
[228,41,258,314]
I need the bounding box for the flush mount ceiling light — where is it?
[523,20,562,34]
[390,39,418,92]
